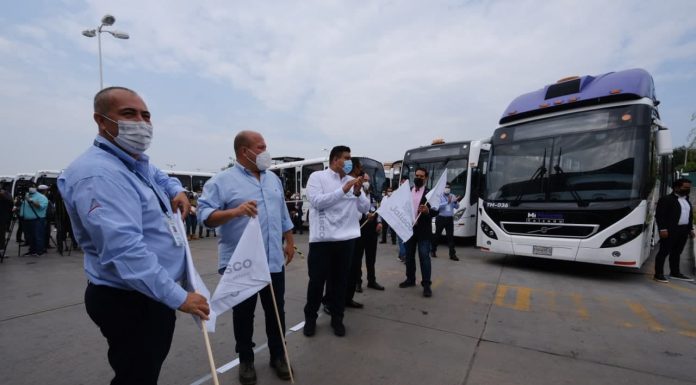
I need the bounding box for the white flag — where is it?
[172,212,215,330]
[425,168,448,208]
[208,216,271,332]
[376,183,414,242]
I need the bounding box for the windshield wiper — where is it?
[511,148,547,207]
[553,147,588,207]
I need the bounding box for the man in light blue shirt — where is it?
[197,130,295,384]
[19,183,49,256]
[58,87,209,385]
[431,182,460,261]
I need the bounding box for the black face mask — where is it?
[414,178,424,187]
[679,189,691,196]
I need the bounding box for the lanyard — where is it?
[93,140,170,215]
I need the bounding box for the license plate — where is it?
[532,245,553,256]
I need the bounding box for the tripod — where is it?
[1,215,17,263]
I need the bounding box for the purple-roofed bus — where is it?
[477,68,674,268]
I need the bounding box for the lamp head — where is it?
[111,31,130,39]
[101,14,115,26]
[82,29,96,38]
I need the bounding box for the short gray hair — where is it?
[93,86,137,114]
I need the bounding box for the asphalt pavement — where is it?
[1,231,695,385]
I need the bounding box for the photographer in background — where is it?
[20,183,48,256]
[0,187,12,257]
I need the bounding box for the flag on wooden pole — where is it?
[208,216,271,332]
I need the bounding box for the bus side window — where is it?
[302,163,324,188]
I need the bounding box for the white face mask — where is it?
[28,187,37,194]
[102,115,153,154]
[362,181,370,191]
[387,192,392,196]
[246,149,272,171]
[444,188,451,194]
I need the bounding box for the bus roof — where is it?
[403,140,472,155]
[14,173,34,179]
[500,68,656,125]
[34,170,62,178]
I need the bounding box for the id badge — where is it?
[166,215,184,247]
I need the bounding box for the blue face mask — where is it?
[342,159,353,174]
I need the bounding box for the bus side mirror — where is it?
[654,119,673,156]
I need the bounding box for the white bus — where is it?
[269,156,387,219]
[401,139,490,238]
[0,175,14,193]
[477,68,673,267]
[11,173,35,198]
[33,170,62,188]
[164,170,215,192]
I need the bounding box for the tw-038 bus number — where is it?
[486,202,509,208]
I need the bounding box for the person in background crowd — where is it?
[654,178,695,283]
[356,172,385,292]
[431,182,460,261]
[0,187,12,257]
[20,182,48,256]
[37,184,55,250]
[186,190,198,241]
[399,167,438,297]
[395,175,410,262]
[291,191,304,234]
[379,187,397,245]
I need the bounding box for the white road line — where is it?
[190,316,317,385]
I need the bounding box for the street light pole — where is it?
[82,15,129,89]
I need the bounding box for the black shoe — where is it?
[323,305,332,315]
[355,284,363,293]
[431,251,438,258]
[669,273,694,282]
[450,255,459,261]
[239,361,257,385]
[270,357,291,381]
[303,318,316,337]
[399,280,416,288]
[653,274,669,283]
[346,299,363,308]
[331,320,346,337]
[423,286,432,297]
[367,282,385,290]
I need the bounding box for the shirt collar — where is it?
[94,135,150,169]
[236,163,265,177]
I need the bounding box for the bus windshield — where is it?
[403,157,469,197]
[487,106,650,203]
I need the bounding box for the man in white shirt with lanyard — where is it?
[303,145,370,337]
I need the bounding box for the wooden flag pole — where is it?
[269,282,295,383]
[201,320,221,385]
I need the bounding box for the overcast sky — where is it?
[1,0,695,175]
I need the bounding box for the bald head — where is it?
[234,130,268,173]
[234,130,263,154]
[94,86,138,115]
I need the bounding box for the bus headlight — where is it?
[453,209,465,221]
[600,225,643,248]
[480,221,498,239]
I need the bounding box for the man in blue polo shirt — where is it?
[197,130,295,385]
[58,87,209,385]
